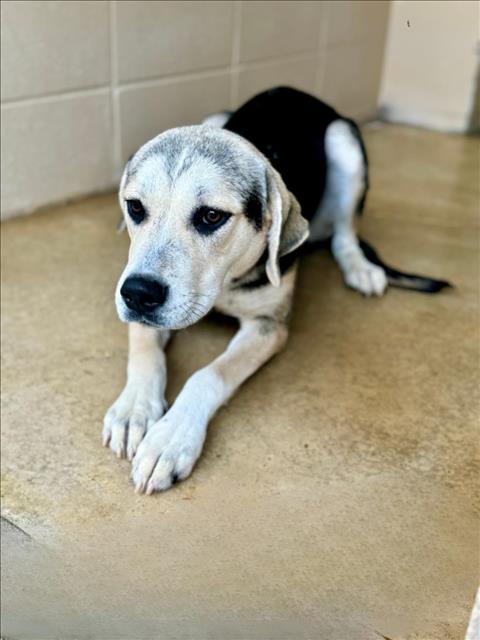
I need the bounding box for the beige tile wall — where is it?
[380,0,479,132]
[1,0,390,219]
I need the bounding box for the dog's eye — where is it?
[203,209,223,225]
[126,199,146,223]
[193,207,231,234]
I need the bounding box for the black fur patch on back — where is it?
[224,86,340,221]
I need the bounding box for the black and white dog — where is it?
[103,87,450,494]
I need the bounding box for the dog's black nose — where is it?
[120,276,169,313]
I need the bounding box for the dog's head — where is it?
[116,125,309,329]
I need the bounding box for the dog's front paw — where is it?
[344,260,387,297]
[131,414,206,494]
[102,381,167,460]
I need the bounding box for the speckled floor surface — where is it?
[1,125,479,639]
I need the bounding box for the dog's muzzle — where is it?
[120,275,169,315]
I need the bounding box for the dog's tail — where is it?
[359,238,452,293]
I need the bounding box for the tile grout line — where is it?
[109,0,122,180]
[376,1,394,113]
[119,51,320,92]
[229,1,242,110]
[0,52,320,110]
[0,85,111,109]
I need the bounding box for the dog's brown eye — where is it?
[131,201,142,213]
[203,209,222,225]
[126,199,146,224]
[192,206,231,235]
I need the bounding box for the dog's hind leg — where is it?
[320,119,388,296]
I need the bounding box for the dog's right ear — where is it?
[265,166,309,287]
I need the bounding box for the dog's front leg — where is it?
[103,322,169,460]
[131,316,288,494]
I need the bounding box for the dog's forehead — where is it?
[125,126,266,201]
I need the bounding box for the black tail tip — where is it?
[422,279,454,294]
[388,275,454,294]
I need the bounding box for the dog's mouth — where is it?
[124,302,212,331]
[136,316,162,328]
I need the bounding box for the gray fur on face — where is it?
[125,126,268,204]
[116,126,274,330]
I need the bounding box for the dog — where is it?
[102,87,450,494]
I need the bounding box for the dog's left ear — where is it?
[265,166,310,287]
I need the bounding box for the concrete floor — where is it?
[1,124,479,640]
